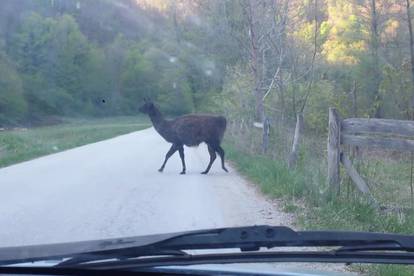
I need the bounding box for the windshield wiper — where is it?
[1,225,414,268]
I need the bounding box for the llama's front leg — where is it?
[178,145,186,174]
[159,144,177,172]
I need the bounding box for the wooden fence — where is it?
[327,108,414,204]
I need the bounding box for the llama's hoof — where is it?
[201,171,208,175]
[180,171,186,175]
[223,167,229,172]
[158,168,164,173]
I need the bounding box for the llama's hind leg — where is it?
[178,145,186,174]
[214,145,228,172]
[201,145,217,174]
[159,144,177,172]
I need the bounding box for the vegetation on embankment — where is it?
[225,143,414,275]
[0,117,149,168]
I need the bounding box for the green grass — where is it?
[226,144,308,199]
[225,143,414,275]
[357,157,413,208]
[0,116,150,168]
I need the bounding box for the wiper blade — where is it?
[2,252,414,276]
[336,242,405,253]
[72,250,414,270]
[1,225,414,267]
[56,249,188,267]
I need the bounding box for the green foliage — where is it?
[1,0,412,127]
[306,79,348,131]
[157,79,194,115]
[0,51,27,125]
[8,13,94,117]
[362,264,414,276]
[140,45,195,115]
[0,1,200,125]
[213,65,255,119]
[120,46,158,113]
[380,64,412,119]
[322,0,367,64]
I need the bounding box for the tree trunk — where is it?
[172,2,181,44]
[279,72,286,120]
[370,0,382,118]
[255,87,265,122]
[289,0,317,168]
[405,0,414,201]
[406,0,414,116]
[299,0,318,113]
[246,1,264,122]
[288,113,304,168]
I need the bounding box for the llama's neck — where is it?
[149,107,171,137]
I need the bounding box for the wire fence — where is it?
[226,109,414,211]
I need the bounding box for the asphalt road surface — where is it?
[0,127,291,247]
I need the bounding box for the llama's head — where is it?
[138,99,155,115]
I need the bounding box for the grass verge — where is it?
[0,116,150,168]
[225,143,414,275]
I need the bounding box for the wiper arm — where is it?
[1,225,414,267]
[143,225,414,252]
[58,226,414,266]
[59,225,414,267]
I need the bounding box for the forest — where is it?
[0,0,206,126]
[2,0,413,130]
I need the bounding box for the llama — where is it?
[139,100,228,175]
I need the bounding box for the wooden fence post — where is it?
[328,108,341,196]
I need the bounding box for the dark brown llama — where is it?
[139,100,228,175]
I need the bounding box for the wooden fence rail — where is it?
[342,118,414,137]
[327,108,414,204]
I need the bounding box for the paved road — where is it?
[0,127,289,247]
[0,128,351,274]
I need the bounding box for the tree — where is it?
[0,51,26,125]
[368,0,382,117]
[406,0,414,118]
[120,45,157,113]
[8,13,91,115]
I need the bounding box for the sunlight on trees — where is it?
[1,0,414,130]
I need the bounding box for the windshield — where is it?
[0,0,413,275]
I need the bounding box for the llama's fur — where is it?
[139,101,228,174]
